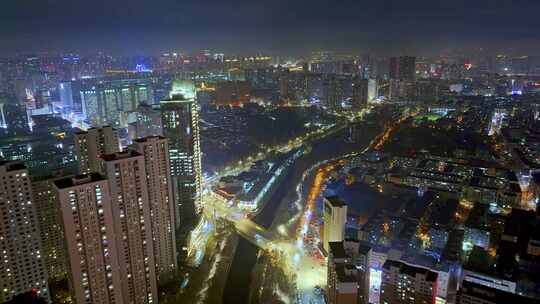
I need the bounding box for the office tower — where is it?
[323,75,341,111]
[132,136,178,278]
[380,259,438,304]
[161,80,202,229]
[0,161,49,302]
[74,126,119,174]
[323,196,348,253]
[58,82,74,108]
[327,240,371,304]
[31,177,66,279]
[54,174,123,304]
[100,151,158,304]
[352,78,369,111]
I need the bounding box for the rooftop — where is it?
[383,259,438,282]
[0,160,27,172]
[329,241,347,259]
[54,173,106,189]
[133,136,167,143]
[100,150,142,161]
[325,196,347,208]
[335,263,358,284]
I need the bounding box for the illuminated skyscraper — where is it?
[0,161,49,302]
[54,174,123,304]
[132,136,178,278]
[74,126,119,174]
[161,80,202,229]
[100,151,158,304]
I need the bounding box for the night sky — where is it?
[1,0,540,55]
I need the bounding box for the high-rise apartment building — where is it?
[399,56,416,82]
[0,161,49,302]
[80,79,155,127]
[389,56,416,81]
[74,126,119,174]
[161,80,202,229]
[132,136,178,278]
[31,177,66,279]
[54,173,123,304]
[322,75,342,112]
[323,196,348,253]
[380,259,438,304]
[100,151,158,304]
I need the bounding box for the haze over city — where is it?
[1,0,540,55]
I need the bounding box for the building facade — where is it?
[0,162,49,302]
[31,177,66,279]
[161,80,202,229]
[80,79,155,127]
[100,151,158,304]
[323,196,348,253]
[54,174,123,304]
[132,136,178,279]
[380,259,438,304]
[74,126,119,174]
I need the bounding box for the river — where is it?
[222,120,383,304]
